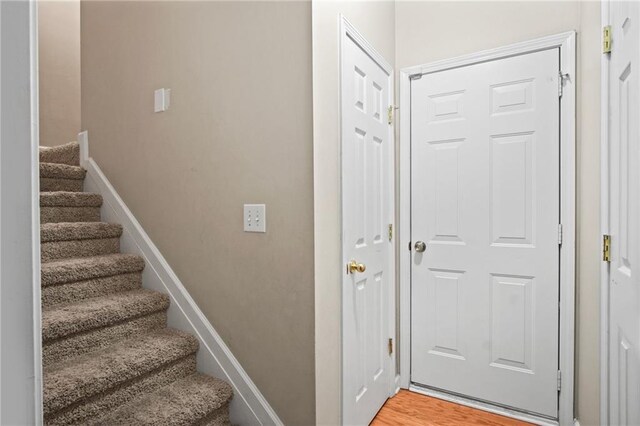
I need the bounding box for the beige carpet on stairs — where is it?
[40,142,233,425]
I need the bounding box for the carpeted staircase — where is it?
[40,142,233,425]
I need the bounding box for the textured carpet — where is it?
[40,142,233,425]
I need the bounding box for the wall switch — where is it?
[244,204,266,233]
[154,88,171,112]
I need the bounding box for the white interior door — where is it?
[341,23,393,426]
[410,49,561,418]
[607,2,640,424]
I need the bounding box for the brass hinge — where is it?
[603,25,612,54]
[388,224,393,241]
[603,234,611,262]
[387,106,394,125]
[388,338,393,355]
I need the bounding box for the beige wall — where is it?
[80,2,315,424]
[395,2,601,425]
[312,2,395,424]
[38,0,81,146]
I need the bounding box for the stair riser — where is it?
[41,238,120,263]
[41,206,101,224]
[42,273,142,308]
[41,178,84,192]
[46,355,197,425]
[44,312,167,367]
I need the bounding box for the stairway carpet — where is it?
[41,223,123,262]
[42,272,142,308]
[92,373,233,426]
[40,163,87,193]
[44,330,198,423]
[40,142,80,166]
[42,254,145,286]
[42,289,169,342]
[44,311,167,367]
[40,142,232,425]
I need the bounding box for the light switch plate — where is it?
[244,204,266,233]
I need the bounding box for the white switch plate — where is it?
[154,88,171,112]
[244,204,266,233]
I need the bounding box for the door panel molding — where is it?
[399,32,576,425]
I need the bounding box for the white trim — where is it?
[600,4,610,426]
[399,69,412,389]
[339,15,397,422]
[399,32,577,425]
[29,0,43,423]
[410,384,559,426]
[78,132,283,426]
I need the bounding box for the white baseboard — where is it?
[77,131,282,426]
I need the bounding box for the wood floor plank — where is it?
[371,390,533,426]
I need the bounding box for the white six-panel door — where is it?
[607,2,640,424]
[341,22,394,426]
[410,49,561,418]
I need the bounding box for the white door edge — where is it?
[339,14,397,424]
[600,3,610,425]
[398,31,576,425]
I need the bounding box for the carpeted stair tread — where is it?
[40,142,80,166]
[41,254,145,286]
[42,272,142,308]
[41,222,122,242]
[92,373,233,426]
[43,329,199,416]
[41,191,103,207]
[42,289,170,342]
[40,163,86,180]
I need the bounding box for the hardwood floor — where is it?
[370,390,533,426]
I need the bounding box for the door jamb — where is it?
[600,3,610,425]
[339,15,397,423]
[398,32,576,425]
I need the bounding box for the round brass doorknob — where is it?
[348,260,367,274]
[414,241,427,253]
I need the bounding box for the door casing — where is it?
[399,32,576,425]
[339,15,397,424]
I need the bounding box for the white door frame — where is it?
[399,32,576,425]
[600,2,610,424]
[339,15,397,423]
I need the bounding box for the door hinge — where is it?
[387,106,394,125]
[388,338,393,355]
[558,72,569,98]
[558,224,563,245]
[603,25,612,54]
[557,370,562,392]
[388,224,393,241]
[603,234,611,262]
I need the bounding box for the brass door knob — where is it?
[414,241,427,253]
[347,260,367,274]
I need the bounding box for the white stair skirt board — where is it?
[78,131,283,426]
